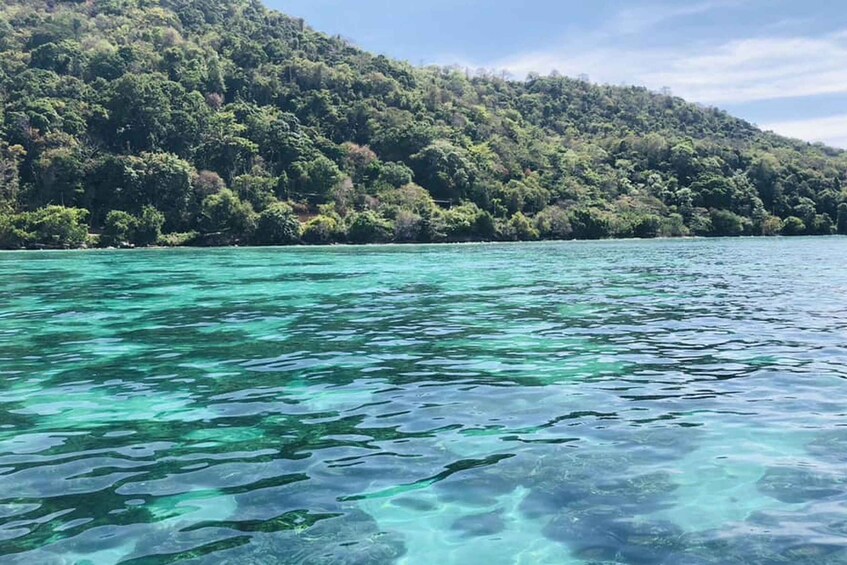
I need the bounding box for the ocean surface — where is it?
[1,238,847,564]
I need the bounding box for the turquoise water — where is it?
[1,238,847,564]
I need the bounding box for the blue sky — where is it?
[268,0,847,148]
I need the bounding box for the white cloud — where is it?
[609,0,739,36]
[647,35,847,104]
[491,31,847,106]
[762,114,847,149]
[467,1,847,109]
[463,2,847,147]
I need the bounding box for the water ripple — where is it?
[1,239,847,563]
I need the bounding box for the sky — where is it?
[267,0,847,148]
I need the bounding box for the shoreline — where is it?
[0,234,842,253]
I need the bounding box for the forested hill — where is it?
[2,0,847,248]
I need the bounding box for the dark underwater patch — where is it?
[451,510,505,538]
[757,467,845,504]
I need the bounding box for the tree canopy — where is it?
[1,0,846,248]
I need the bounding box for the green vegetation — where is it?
[1,0,846,248]
[0,206,89,248]
[254,201,300,245]
[101,206,164,247]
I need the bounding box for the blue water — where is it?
[1,238,847,563]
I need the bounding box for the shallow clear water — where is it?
[1,238,847,564]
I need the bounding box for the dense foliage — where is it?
[1,0,846,248]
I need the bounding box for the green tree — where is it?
[101,210,136,247]
[0,142,25,209]
[630,215,662,239]
[670,141,697,183]
[83,155,141,224]
[302,213,344,244]
[792,198,818,229]
[535,206,572,240]
[232,174,278,212]
[411,141,476,201]
[442,203,495,241]
[33,145,86,207]
[30,41,86,76]
[837,203,847,235]
[569,208,613,240]
[347,210,393,244]
[103,74,174,152]
[810,214,834,236]
[377,162,414,189]
[495,179,551,215]
[254,202,300,245]
[761,215,783,236]
[748,154,781,211]
[0,211,29,249]
[200,189,256,242]
[709,209,746,237]
[138,152,195,231]
[660,214,688,237]
[290,155,343,203]
[781,216,806,236]
[135,206,165,246]
[509,211,539,241]
[25,206,89,248]
[195,112,259,183]
[392,209,424,242]
[100,205,163,247]
[86,47,128,81]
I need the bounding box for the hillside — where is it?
[1,0,846,248]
